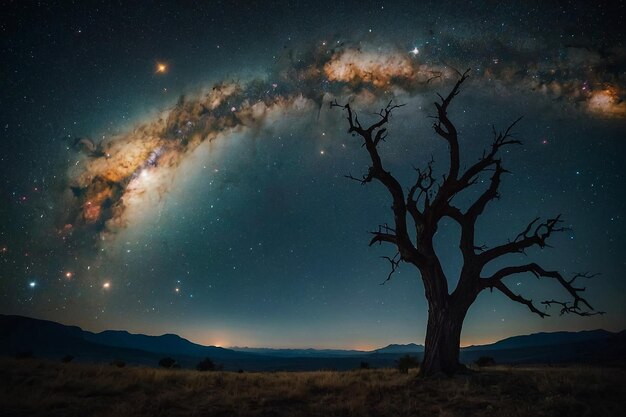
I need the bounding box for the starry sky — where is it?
[1,0,625,350]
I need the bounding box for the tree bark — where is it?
[420,299,468,376]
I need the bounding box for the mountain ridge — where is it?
[2,314,623,370]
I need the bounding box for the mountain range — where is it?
[1,314,624,371]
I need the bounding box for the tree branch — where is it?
[454,117,522,195]
[466,160,507,220]
[407,157,437,216]
[380,252,401,285]
[331,99,365,136]
[541,300,605,316]
[369,101,406,137]
[332,99,424,266]
[491,280,549,318]
[369,224,397,246]
[345,170,373,185]
[449,120,521,269]
[432,69,470,187]
[479,215,567,264]
[482,263,603,317]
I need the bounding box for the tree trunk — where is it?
[419,301,467,376]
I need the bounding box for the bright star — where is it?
[410,47,419,55]
[102,281,111,289]
[156,62,167,74]
[29,281,36,288]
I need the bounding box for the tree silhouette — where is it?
[196,357,216,372]
[332,70,603,376]
[396,355,420,374]
[159,357,177,368]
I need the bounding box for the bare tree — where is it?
[332,70,603,376]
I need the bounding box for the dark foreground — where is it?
[1,359,625,417]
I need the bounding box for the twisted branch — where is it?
[480,215,567,265]
[380,252,401,285]
[482,264,603,317]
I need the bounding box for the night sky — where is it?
[1,0,625,350]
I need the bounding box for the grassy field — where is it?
[1,359,625,417]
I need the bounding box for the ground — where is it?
[1,359,625,417]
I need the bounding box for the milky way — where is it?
[64,43,625,247]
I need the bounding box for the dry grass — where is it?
[1,359,624,417]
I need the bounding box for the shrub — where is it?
[62,355,74,363]
[159,357,177,368]
[475,356,496,367]
[360,361,370,370]
[196,357,215,372]
[15,351,34,360]
[110,359,126,368]
[396,355,420,374]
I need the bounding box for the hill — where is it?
[1,314,624,370]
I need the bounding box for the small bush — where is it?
[110,359,126,368]
[15,351,34,360]
[196,357,215,372]
[360,361,370,370]
[396,355,420,374]
[475,356,496,367]
[61,355,74,363]
[158,357,177,368]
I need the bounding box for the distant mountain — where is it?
[1,314,90,355]
[0,314,170,365]
[1,314,624,370]
[463,329,614,351]
[230,347,368,357]
[232,343,425,356]
[0,314,247,368]
[84,330,239,358]
[374,343,424,354]
[460,330,626,365]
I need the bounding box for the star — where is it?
[410,47,419,55]
[102,281,111,289]
[29,281,36,288]
[155,62,167,74]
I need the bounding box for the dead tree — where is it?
[332,70,603,377]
